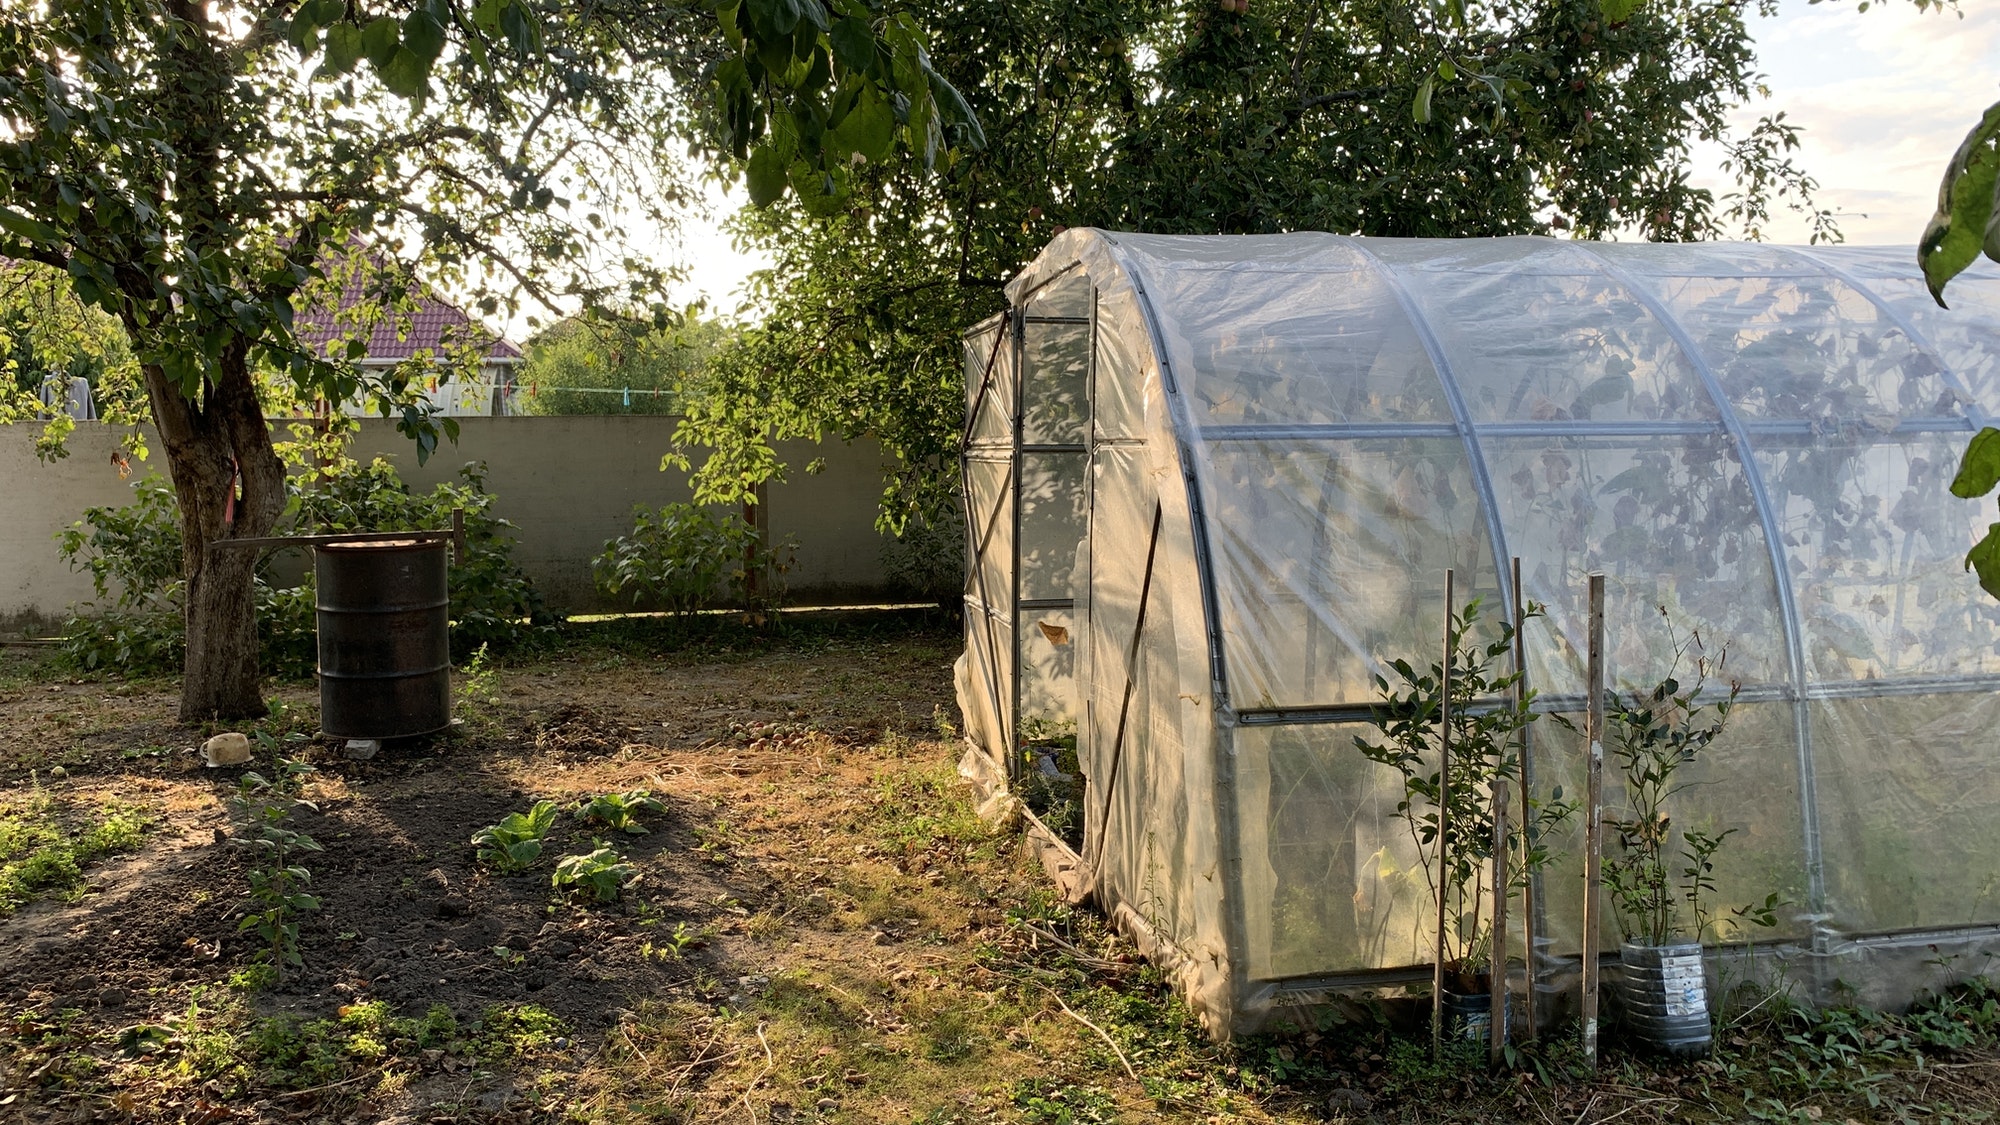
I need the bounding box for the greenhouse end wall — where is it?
[957,229,2000,1039]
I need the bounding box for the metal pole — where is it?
[1490,777,1510,1065]
[1513,555,1537,1041]
[1433,568,1455,1057]
[1582,573,1606,1069]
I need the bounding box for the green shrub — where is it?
[55,458,550,674]
[292,458,553,656]
[592,501,794,615]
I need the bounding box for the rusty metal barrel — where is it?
[314,538,451,740]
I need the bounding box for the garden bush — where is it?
[593,502,795,616]
[57,457,551,676]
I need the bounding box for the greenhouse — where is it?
[954,230,2000,1039]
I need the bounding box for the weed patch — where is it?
[0,785,149,914]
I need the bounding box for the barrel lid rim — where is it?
[316,538,444,551]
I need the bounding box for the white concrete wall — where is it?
[0,418,909,634]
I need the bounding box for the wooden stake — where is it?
[1433,568,1455,1057]
[1490,777,1510,1066]
[1513,555,1537,1041]
[1582,573,1606,1069]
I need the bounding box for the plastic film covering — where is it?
[1368,238,1721,425]
[1813,693,2000,933]
[965,229,2000,1038]
[1232,723,1429,977]
[1752,434,2000,682]
[1529,698,1813,951]
[1201,437,1498,707]
[1484,433,1787,694]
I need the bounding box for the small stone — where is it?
[47,765,67,780]
[814,1099,838,1112]
[98,987,127,1009]
[343,739,380,761]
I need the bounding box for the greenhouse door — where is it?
[962,313,1017,763]
[1014,277,1090,777]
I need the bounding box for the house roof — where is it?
[295,273,521,365]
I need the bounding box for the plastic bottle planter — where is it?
[1617,941,1712,1057]
[1441,985,1510,1043]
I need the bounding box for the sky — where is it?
[1707,0,2000,245]
[664,0,2000,313]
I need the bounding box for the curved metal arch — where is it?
[1345,241,1520,619]
[1781,246,1992,429]
[1095,240,1233,707]
[1568,243,1828,934]
[1092,230,1259,1025]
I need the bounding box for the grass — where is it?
[0,781,150,914]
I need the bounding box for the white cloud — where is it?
[1702,0,2000,245]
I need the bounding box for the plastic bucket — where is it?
[1441,986,1510,1042]
[1617,941,1712,1057]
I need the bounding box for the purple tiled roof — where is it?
[296,277,521,364]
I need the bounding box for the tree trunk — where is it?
[144,342,289,722]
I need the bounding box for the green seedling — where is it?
[471,801,560,872]
[229,759,322,979]
[639,921,707,962]
[576,789,665,835]
[552,842,635,903]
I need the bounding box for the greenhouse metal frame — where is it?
[955,230,2000,1038]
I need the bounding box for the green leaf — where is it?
[832,89,894,162]
[323,22,363,74]
[1952,427,2000,499]
[1920,99,2000,307]
[377,46,431,98]
[361,16,402,67]
[1437,58,1456,82]
[745,144,788,206]
[402,9,447,64]
[1968,522,2000,599]
[0,205,60,245]
[499,1,541,55]
[1601,0,1643,22]
[1413,76,1434,124]
[830,17,875,71]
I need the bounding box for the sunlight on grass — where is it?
[0,783,150,914]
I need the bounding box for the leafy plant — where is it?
[471,801,560,873]
[457,641,501,723]
[576,790,665,836]
[640,921,708,962]
[592,502,796,617]
[292,457,554,655]
[1600,619,1765,946]
[552,842,636,903]
[1355,597,1570,986]
[227,759,323,980]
